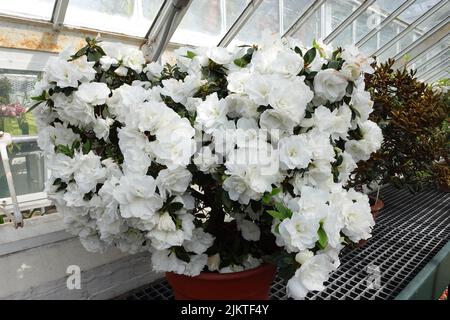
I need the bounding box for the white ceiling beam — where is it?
[392,20,449,69]
[324,0,376,44]
[419,58,449,81]
[406,39,449,68]
[217,0,263,47]
[283,0,326,38]
[142,0,192,62]
[422,66,449,83]
[373,0,448,58]
[356,0,415,48]
[51,0,69,30]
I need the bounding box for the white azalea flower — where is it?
[112,174,163,220]
[75,82,110,105]
[314,69,348,102]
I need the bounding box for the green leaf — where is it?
[317,223,328,249]
[294,46,303,56]
[26,100,45,113]
[55,145,74,157]
[275,202,293,219]
[185,50,196,59]
[271,187,282,196]
[234,58,249,68]
[82,140,92,154]
[328,60,340,70]
[304,48,317,66]
[167,202,183,214]
[0,215,4,224]
[266,210,285,220]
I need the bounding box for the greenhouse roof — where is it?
[0,0,448,83]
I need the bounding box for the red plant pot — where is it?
[358,196,384,247]
[165,264,277,300]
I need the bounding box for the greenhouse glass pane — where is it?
[416,51,449,75]
[228,0,279,47]
[0,0,55,20]
[360,0,440,54]
[64,0,164,37]
[0,70,45,198]
[332,0,408,47]
[291,0,357,46]
[281,0,315,34]
[170,0,250,46]
[377,1,450,61]
[410,35,450,69]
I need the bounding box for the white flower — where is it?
[112,174,163,220]
[206,47,233,65]
[52,93,95,127]
[100,55,118,71]
[244,73,272,106]
[238,219,261,241]
[144,62,163,80]
[341,194,374,242]
[37,122,79,155]
[278,212,321,252]
[223,175,260,205]
[313,105,352,140]
[73,151,107,194]
[45,57,82,88]
[295,250,314,265]
[93,117,114,141]
[193,146,219,172]
[156,167,192,198]
[279,135,312,170]
[287,253,336,299]
[351,82,374,123]
[115,66,128,77]
[314,69,348,102]
[123,48,145,73]
[337,151,357,183]
[259,109,295,140]
[47,153,77,181]
[75,82,110,105]
[195,92,229,134]
[227,69,251,94]
[70,55,96,82]
[345,120,382,162]
[268,78,313,124]
[184,228,215,255]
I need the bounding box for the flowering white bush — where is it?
[32,34,381,299]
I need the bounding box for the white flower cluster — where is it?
[34,34,382,300]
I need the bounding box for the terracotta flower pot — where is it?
[165,263,277,300]
[369,196,384,219]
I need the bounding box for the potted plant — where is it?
[350,59,449,196]
[31,35,382,300]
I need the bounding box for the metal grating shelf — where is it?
[117,185,449,300]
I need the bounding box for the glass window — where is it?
[290,0,357,46]
[416,51,449,75]
[410,35,450,70]
[377,1,450,62]
[281,0,315,34]
[228,0,280,48]
[0,70,45,199]
[360,0,441,55]
[332,0,408,47]
[170,0,250,46]
[64,0,164,37]
[0,0,56,20]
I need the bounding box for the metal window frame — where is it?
[406,37,449,68]
[356,0,415,48]
[51,0,69,30]
[373,0,448,57]
[323,0,376,44]
[420,60,450,82]
[217,0,263,47]
[392,20,449,69]
[282,0,326,38]
[142,0,192,62]
[412,47,449,72]
[416,54,449,77]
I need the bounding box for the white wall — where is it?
[0,214,161,299]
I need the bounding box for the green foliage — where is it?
[351,59,450,191]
